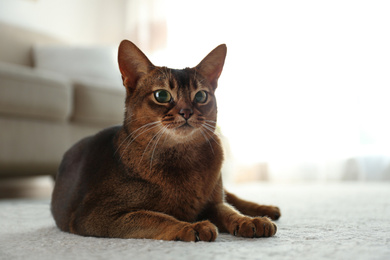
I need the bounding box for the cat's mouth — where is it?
[163,120,206,143]
[176,122,195,133]
[162,119,202,138]
[179,122,193,129]
[171,121,198,136]
[164,120,195,129]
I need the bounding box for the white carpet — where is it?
[1,183,389,260]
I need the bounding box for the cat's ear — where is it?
[118,40,154,89]
[195,44,227,89]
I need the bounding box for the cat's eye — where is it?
[194,90,208,103]
[154,90,172,103]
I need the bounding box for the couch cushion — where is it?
[33,45,122,85]
[0,62,72,121]
[0,116,104,177]
[72,79,125,125]
[0,23,62,67]
[32,44,126,125]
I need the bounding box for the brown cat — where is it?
[51,40,281,242]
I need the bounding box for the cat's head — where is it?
[118,40,226,145]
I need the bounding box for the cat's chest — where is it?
[153,154,221,222]
[125,141,223,221]
[159,181,213,222]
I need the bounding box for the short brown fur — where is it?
[51,40,281,242]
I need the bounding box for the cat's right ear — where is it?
[118,40,154,89]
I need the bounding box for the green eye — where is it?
[194,90,208,103]
[154,90,172,103]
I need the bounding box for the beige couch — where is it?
[0,23,125,178]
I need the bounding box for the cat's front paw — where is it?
[230,216,277,238]
[174,220,218,242]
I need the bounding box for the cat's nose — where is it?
[179,108,193,120]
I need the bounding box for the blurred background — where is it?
[1,0,389,198]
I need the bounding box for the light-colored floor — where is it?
[0,182,389,260]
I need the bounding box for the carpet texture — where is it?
[1,183,389,260]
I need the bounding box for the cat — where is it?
[51,40,281,242]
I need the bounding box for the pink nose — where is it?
[179,108,193,120]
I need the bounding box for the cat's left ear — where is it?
[118,40,154,89]
[195,44,227,89]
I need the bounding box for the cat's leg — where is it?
[200,182,277,238]
[224,190,281,220]
[71,209,218,242]
[204,202,277,238]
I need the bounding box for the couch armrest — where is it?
[0,62,73,121]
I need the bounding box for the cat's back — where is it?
[51,126,121,231]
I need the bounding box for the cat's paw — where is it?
[174,220,218,242]
[230,216,277,238]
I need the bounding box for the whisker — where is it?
[200,128,214,155]
[202,124,222,138]
[161,125,171,147]
[155,66,164,75]
[203,121,220,131]
[197,77,206,85]
[115,121,160,159]
[202,125,224,149]
[203,122,217,130]
[149,126,168,171]
[119,125,161,161]
[123,115,151,128]
[139,126,166,166]
[129,122,161,143]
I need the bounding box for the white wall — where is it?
[0,0,127,44]
[159,0,390,181]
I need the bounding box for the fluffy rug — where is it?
[1,183,389,260]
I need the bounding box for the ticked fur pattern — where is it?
[51,40,281,242]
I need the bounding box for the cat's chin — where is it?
[174,123,196,136]
[164,123,199,143]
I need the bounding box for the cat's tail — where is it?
[224,190,281,220]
